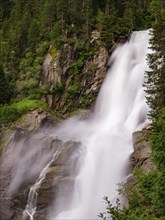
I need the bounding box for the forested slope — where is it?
[0,0,165,219]
[1,0,151,105]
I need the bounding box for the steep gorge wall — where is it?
[40,31,108,114]
[0,111,80,220]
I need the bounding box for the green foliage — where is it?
[145,0,165,120]
[126,169,163,218]
[99,168,165,219]
[1,0,164,218]
[28,19,40,51]
[40,83,65,96]
[1,0,153,103]
[67,82,80,99]
[36,41,49,56]
[96,9,115,48]
[17,79,38,97]
[16,49,45,97]
[51,22,63,49]
[151,109,165,171]
[98,197,122,220]
[0,65,12,104]
[40,86,51,95]
[0,98,47,126]
[80,97,91,108]
[69,44,97,76]
[52,83,65,94]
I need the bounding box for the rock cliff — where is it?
[0,111,84,220]
[122,127,153,208]
[40,30,108,114]
[131,127,153,172]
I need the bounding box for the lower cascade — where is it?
[23,150,60,220]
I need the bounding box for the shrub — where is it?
[0,98,47,126]
[67,82,80,99]
[36,41,49,56]
[52,83,65,94]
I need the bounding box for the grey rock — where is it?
[131,129,153,172]
[40,31,108,112]
[0,113,83,220]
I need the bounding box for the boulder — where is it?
[131,129,153,172]
[14,109,59,133]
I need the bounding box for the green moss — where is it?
[40,86,51,95]
[0,135,9,156]
[69,108,84,116]
[67,82,80,99]
[66,38,77,45]
[0,98,47,126]
[36,41,49,56]
[50,48,58,60]
[80,97,91,108]
[136,137,144,144]
[52,83,65,94]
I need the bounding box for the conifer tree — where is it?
[145,0,165,120]
[0,65,11,104]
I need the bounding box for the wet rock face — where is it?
[34,141,84,220]
[0,133,54,219]
[131,129,153,172]
[0,111,84,220]
[123,128,153,207]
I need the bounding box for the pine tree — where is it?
[97,1,118,49]
[145,0,165,120]
[0,65,11,104]
[82,0,93,40]
[28,19,40,51]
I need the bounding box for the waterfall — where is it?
[19,30,150,220]
[23,150,60,220]
[46,30,151,219]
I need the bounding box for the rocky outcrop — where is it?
[81,47,108,96]
[123,128,153,207]
[0,110,84,220]
[131,128,153,172]
[40,30,108,113]
[34,140,83,220]
[14,109,59,133]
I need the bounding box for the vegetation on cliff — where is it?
[1,0,151,106]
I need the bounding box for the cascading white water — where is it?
[23,150,60,220]
[47,30,151,219]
